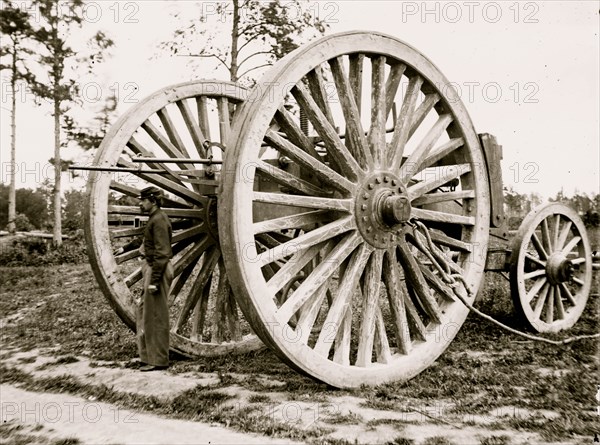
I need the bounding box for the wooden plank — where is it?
[124,267,143,288]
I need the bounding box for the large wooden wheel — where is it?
[510,202,592,333]
[85,80,262,357]
[221,32,490,388]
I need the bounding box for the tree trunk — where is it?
[53,98,62,247]
[230,0,240,82]
[7,50,17,234]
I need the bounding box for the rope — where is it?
[410,219,600,346]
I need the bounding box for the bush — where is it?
[0,236,87,267]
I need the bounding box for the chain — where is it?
[407,218,600,345]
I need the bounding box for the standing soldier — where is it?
[136,186,173,371]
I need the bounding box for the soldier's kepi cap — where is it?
[139,186,162,199]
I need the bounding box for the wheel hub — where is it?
[546,253,574,284]
[355,172,411,248]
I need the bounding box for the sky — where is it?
[0,0,598,199]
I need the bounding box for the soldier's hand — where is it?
[148,284,159,294]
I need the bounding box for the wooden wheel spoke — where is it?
[356,250,384,367]
[544,286,554,323]
[169,255,202,306]
[403,114,453,175]
[418,263,457,302]
[306,65,336,126]
[397,242,443,323]
[108,205,204,220]
[253,210,332,235]
[110,181,191,208]
[141,119,190,163]
[556,220,572,251]
[411,208,475,226]
[558,282,577,305]
[525,253,546,268]
[374,306,392,364]
[196,96,211,141]
[112,227,144,238]
[189,270,213,342]
[157,107,191,161]
[540,219,553,254]
[417,138,465,174]
[427,230,472,253]
[212,258,241,342]
[384,63,406,119]
[115,248,142,265]
[349,54,364,110]
[124,266,143,288]
[276,233,361,323]
[217,97,231,144]
[332,307,352,365]
[265,130,355,194]
[292,83,363,181]
[523,269,547,281]
[571,257,586,265]
[257,216,355,266]
[172,235,212,277]
[266,240,331,294]
[314,243,372,356]
[525,277,547,303]
[532,283,549,319]
[274,109,322,160]
[389,75,423,169]
[296,283,330,345]
[530,233,548,261]
[368,55,387,167]
[174,247,220,332]
[406,164,471,200]
[176,99,207,157]
[255,159,329,197]
[408,93,440,140]
[126,137,185,185]
[411,190,475,206]
[572,277,585,287]
[561,236,581,255]
[554,286,565,320]
[382,252,412,354]
[328,56,372,168]
[552,214,561,252]
[253,192,353,212]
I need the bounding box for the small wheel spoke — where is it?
[554,286,565,320]
[196,96,211,141]
[255,159,328,197]
[417,138,465,174]
[292,82,363,181]
[265,130,356,194]
[526,277,547,304]
[571,257,586,265]
[368,55,387,167]
[124,266,143,288]
[383,251,412,354]
[408,93,440,140]
[174,247,220,332]
[253,191,353,212]
[561,236,581,255]
[532,283,549,319]
[398,241,443,324]
[530,233,549,261]
[177,99,208,157]
[411,190,475,206]
[552,214,561,252]
[314,243,371,357]
[217,97,231,144]
[384,62,406,119]
[541,218,553,254]
[556,221,572,251]
[406,164,471,200]
[329,56,372,168]
[157,107,191,160]
[277,232,362,323]
[356,250,384,367]
[402,114,453,176]
[525,253,546,268]
[544,286,555,324]
[389,75,423,170]
[572,276,585,287]
[523,269,547,281]
[253,210,332,235]
[559,282,577,305]
[411,208,475,226]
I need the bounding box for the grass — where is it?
[1,260,598,443]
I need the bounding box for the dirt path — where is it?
[1,384,297,445]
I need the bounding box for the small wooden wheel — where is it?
[510,202,592,333]
[85,80,262,357]
[221,32,490,388]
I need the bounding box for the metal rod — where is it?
[131,157,223,165]
[68,166,169,174]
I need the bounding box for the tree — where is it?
[0,184,49,230]
[0,0,34,234]
[62,189,85,233]
[159,0,328,84]
[28,0,113,246]
[65,91,117,153]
